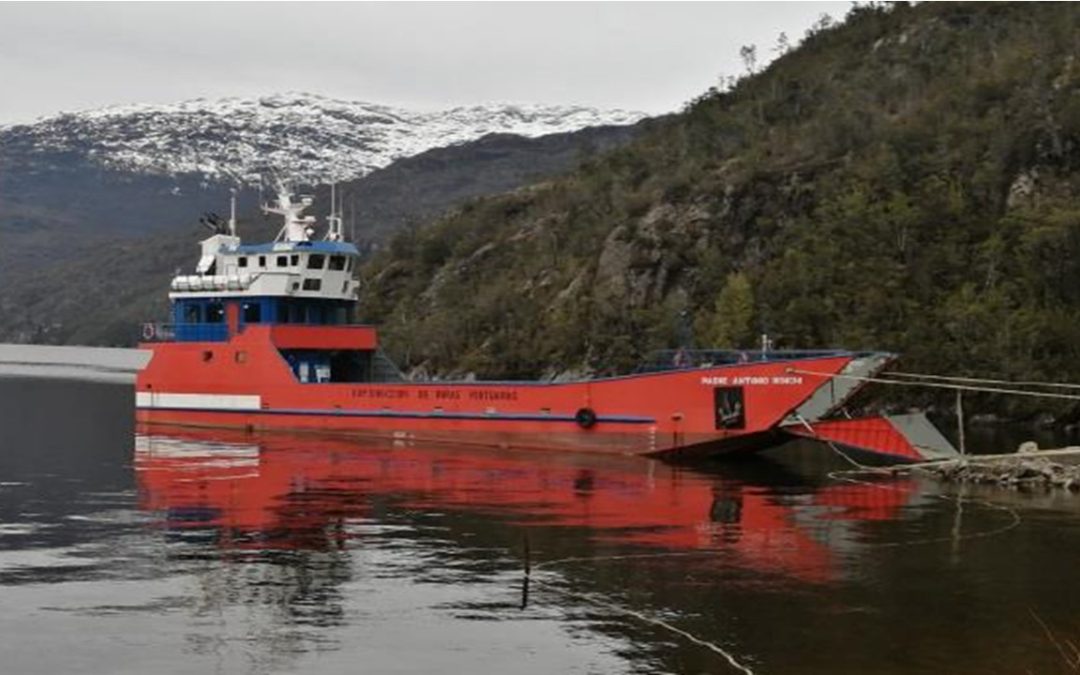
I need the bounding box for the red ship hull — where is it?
[136,325,861,458]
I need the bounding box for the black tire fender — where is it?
[575,407,598,429]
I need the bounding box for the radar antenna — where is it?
[263,182,316,242]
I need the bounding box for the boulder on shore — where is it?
[922,455,1080,492]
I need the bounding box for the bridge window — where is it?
[258,256,266,267]
[291,254,299,266]
[308,254,325,270]
[206,301,225,324]
[184,304,201,323]
[302,279,322,291]
[276,256,288,267]
[238,257,248,268]
[346,258,354,272]
[329,255,346,271]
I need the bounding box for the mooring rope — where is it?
[527,554,757,675]
[791,413,871,470]
[791,415,1024,547]
[824,466,1023,547]
[883,371,1080,391]
[786,368,1080,402]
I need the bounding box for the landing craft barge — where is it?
[136,191,956,462]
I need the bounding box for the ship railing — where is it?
[140,322,229,343]
[635,348,854,373]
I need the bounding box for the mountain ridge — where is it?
[0,92,647,185]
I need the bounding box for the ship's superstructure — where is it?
[150,188,390,384]
[166,189,357,330]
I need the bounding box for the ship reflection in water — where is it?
[135,427,916,588]
[126,427,1080,674]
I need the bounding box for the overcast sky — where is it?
[0,2,848,125]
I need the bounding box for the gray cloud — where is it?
[0,1,848,124]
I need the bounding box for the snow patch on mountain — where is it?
[2,93,647,185]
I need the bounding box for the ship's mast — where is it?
[325,183,343,242]
[228,188,237,238]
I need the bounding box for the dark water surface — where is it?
[2,376,1080,674]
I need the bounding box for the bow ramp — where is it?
[784,413,959,465]
[783,352,896,424]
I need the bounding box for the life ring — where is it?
[142,323,156,341]
[574,407,597,429]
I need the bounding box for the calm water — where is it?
[2,376,1080,674]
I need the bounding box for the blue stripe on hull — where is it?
[137,405,656,425]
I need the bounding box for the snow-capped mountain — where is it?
[0,93,646,185]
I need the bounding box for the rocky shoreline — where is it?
[920,444,1080,491]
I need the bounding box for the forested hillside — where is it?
[359,3,1080,417]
